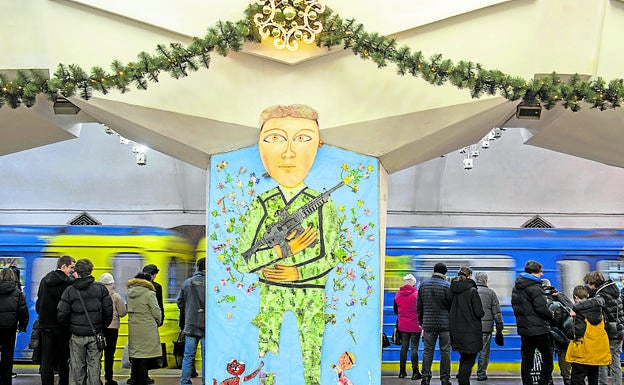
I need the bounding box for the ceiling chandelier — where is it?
[253,0,325,51]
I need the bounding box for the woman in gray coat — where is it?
[127,273,162,385]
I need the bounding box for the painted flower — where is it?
[342,163,349,170]
[237,282,244,289]
[347,269,356,280]
[221,278,227,286]
[213,285,220,293]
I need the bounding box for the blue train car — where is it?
[0,225,195,365]
[382,227,624,371]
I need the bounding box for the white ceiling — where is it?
[1,0,624,171]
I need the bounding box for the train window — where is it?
[385,254,515,305]
[596,260,624,290]
[0,256,25,291]
[112,253,144,301]
[167,257,190,301]
[31,257,60,302]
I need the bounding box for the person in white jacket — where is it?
[99,273,128,385]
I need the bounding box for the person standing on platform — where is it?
[448,266,484,385]
[393,273,422,380]
[0,268,28,385]
[511,260,555,385]
[57,258,113,385]
[566,285,610,385]
[542,279,574,385]
[142,265,164,326]
[177,257,206,385]
[583,271,624,385]
[127,272,162,385]
[417,262,451,385]
[475,272,504,382]
[99,273,128,385]
[36,255,76,385]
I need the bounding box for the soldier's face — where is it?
[259,116,320,188]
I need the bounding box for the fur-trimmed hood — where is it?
[126,277,155,300]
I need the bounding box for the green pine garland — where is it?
[1,4,623,112]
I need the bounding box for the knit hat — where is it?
[433,262,447,275]
[403,274,416,286]
[99,273,114,285]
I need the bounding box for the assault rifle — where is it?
[241,180,344,262]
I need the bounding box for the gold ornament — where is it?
[253,0,325,51]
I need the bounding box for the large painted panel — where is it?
[207,139,381,385]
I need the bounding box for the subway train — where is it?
[0,225,196,367]
[382,227,624,371]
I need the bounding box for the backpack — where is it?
[565,318,611,365]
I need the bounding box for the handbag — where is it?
[75,289,107,351]
[381,332,391,349]
[173,331,185,368]
[494,330,504,346]
[392,321,402,345]
[148,343,168,369]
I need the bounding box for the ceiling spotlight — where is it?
[103,126,115,135]
[481,139,490,149]
[470,144,480,158]
[136,152,147,166]
[119,136,130,145]
[493,127,503,138]
[463,157,473,170]
[131,144,147,154]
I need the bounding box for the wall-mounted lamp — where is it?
[136,152,147,166]
[516,103,542,120]
[53,96,80,115]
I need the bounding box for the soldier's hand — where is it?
[288,226,318,255]
[262,264,299,282]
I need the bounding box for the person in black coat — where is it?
[417,262,451,385]
[57,258,113,385]
[0,268,28,385]
[583,271,624,385]
[35,255,76,385]
[511,260,555,385]
[448,266,484,385]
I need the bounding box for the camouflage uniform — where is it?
[234,185,341,385]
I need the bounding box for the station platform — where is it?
[9,368,554,385]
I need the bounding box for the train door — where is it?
[111,252,144,301]
[556,260,590,299]
[414,255,515,305]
